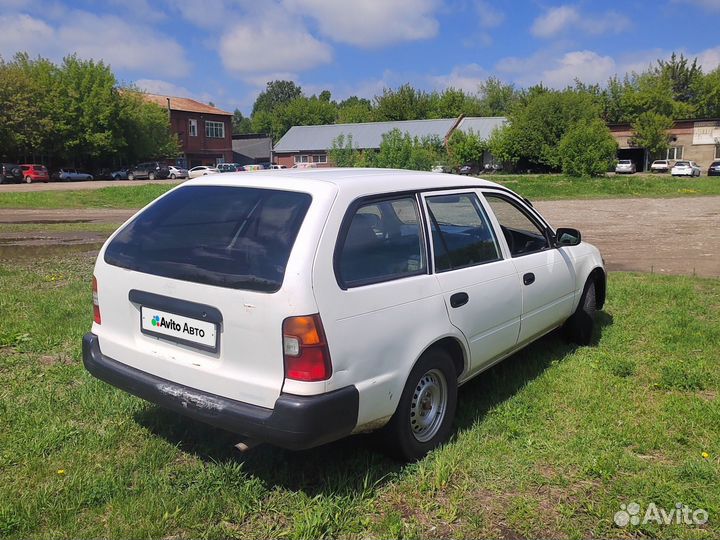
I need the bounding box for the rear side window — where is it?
[426,193,501,271]
[104,186,311,292]
[336,196,426,288]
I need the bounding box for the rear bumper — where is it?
[82,333,359,450]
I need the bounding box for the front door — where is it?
[422,190,522,374]
[482,192,575,345]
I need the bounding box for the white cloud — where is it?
[0,11,190,76]
[531,5,579,37]
[476,0,504,28]
[496,50,615,88]
[282,0,440,47]
[219,11,332,74]
[135,79,195,97]
[429,63,489,93]
[531,5,630,38]
[697,46,720,71]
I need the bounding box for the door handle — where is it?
[523,272,535,285]
[450,292,469,308]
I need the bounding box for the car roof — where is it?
[182,167,510,199]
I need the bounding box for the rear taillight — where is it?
[92,276,101,324]
[282,314,331,381]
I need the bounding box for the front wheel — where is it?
[25,176,32,184]
[563,279,597,345]
[170,173,176,180]
[127,173,135,181]
[148,172,155,180]
[379,348,457,461]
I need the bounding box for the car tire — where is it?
[148,172,155,180]
[127,173,135,181]
[170,173,176,180]
[379,348,457,462]
[563,279,597,346]
[25,176,32,184]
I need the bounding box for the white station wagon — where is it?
[83,168,606,461]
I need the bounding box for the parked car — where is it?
[110,169,129,180]
[20,164,50,183]
[458,165,474,175]
[167,165,188,179]
[57,168,94,181]
[615,160,636,174]
[671,160,701,177]
[188,166,219,179]
[431,164,451,173]
[270,164,287,170]
[217,163,241,173]
[707,161,720,177]
[650,160,671,173]
[0,163,23,184]
[83,168,606,461]
[127,162,170,181]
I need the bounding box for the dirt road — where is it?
[1,197,718,277]
[0,178,181,192]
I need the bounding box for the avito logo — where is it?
[150,314,206,338]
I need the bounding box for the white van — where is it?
[83,168,606,461]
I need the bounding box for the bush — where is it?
[558,119,618,177]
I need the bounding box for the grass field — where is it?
[0,174,718,209]
[1,250,718,539]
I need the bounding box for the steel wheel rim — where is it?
[410,368,447,443]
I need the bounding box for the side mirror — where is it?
[555,227,582,246]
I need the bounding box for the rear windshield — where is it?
[104,186,312,292]
[675,161,689,166]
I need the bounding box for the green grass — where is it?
[0,184,175,209]
[0,174,718,209]
[1,253,719,539]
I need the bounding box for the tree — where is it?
[493,89,600,170]
[630,112,673,158]
[375,129,445,171]
[270,96,337,141]
[374,84,432,121]
[558,119,617,177]
[337,96,374,123]
[447,129,486,168]
[232,108,253,134]
[251,80,302,115]
[427,88,483,119]
[329,134,359,167]
[478,77,519,116]
[654,53,703,104]
[692,67,720,118]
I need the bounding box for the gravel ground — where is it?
[1,197,718,277]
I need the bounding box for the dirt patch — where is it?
[535,196,720,278]
[0,209,135,224]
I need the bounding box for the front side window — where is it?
[189,118,197,137]
[425,193,501,272]
[205,120,225,138]
[484,194,549,257]
[105,186,311,292]
[337,196,426,287]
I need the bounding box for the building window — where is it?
[667,146,683,160]
[715,145,720,159]
[312,154,327,163]
[294,155,310,164]
[215,157,225,165]
[189,119,197,137]
[205,120,225,139]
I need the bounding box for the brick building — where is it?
[609,118,720,172]
[142,93,233,168]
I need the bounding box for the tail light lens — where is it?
[282,314,331,381]
[92,276,101,324]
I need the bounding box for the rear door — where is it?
[422,190,522,373]
[94,184,322,409]
[482,192,575,345]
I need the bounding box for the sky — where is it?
[1,0,719,114]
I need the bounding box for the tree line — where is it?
[238,53,720,175]
[0,53,179,168]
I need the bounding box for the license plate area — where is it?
[141,306,218,352]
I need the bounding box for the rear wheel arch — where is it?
[424,336,467,379]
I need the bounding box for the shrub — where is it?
[558,119,618,177]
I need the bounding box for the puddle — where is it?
[0,242,104,259]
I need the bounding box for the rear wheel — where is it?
[25,176,32,184]
[170,173,176,180]
[563,279,597,346]
[127,173,135,181]
[148,172,155,180]
[379,348,457,461]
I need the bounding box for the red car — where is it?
[20,164,50,183]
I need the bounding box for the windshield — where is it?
[104,186,312,292]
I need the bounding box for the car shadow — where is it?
[134,313,613,496]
